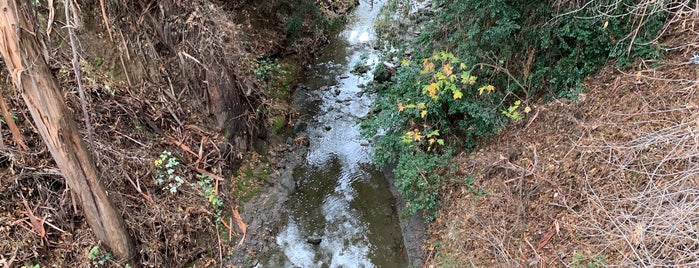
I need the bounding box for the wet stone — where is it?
[293,120,307,134]
[306,236,322,245]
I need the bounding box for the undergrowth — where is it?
[364,0,667,220]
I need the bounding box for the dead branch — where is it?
[64,0,94,145]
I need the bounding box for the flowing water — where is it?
[262,1,408,267]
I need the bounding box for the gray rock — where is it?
[293,120,307,135]
[306,235,322,245]
[280,169,295,194]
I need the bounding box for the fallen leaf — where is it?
[21,194,46,238]
[232,206,247,247]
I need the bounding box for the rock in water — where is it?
[293,120,307,135]
[306,235,322,245]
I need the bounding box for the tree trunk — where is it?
[0,0,135,262]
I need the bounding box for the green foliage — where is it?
[271,115,286,134]
[363,51,506,220]
[394,150,451,221]
[153,150,184,194]
[194,174,223,219]
[502,100,528,121]
[21,265,40,268]
[254,58,284,83]
[87,246,111,267]
[365,0,667,222]
[409,0,665,99]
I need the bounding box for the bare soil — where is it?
[425,23,699,267]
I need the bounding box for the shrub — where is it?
[364,0,667,220]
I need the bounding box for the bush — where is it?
[363,0,667,220]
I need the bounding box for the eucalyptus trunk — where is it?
[0,0,135,262]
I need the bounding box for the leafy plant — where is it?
[254,58,284,83]
[87,246,111,267]
[194,174,223,221]
[153,150,184,194]
[366,0,667,222]
[364,51,508,220]
[502,100,529,121]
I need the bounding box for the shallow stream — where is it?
[261,1,409,267]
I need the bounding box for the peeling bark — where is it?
[0,0,135,262]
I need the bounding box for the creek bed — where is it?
[261,1,410,267]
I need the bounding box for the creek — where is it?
[260,0,409,267]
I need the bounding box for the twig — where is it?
[524,106,541,130]
[2,247,18,268]
[0,114,4,149]
[20,193,46,238]
[99,0,113,41]
[0,89,27,150]
[523,236,542,267]
[64,0,95,146]
[216,222,223,267]
[46,0,55,35]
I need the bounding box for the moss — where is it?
[271,116,286,135]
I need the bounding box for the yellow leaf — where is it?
[459,63,467,69]
[467,75,477,85]
[401,59,410,66]
[442,64,453,76]
[424,83,439,99]
[420,110,427,118]
[421,61,435,74]
[413,130,423,141]
[453,89,463,100]
[477,85,495,95]
[524,106,531,113]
